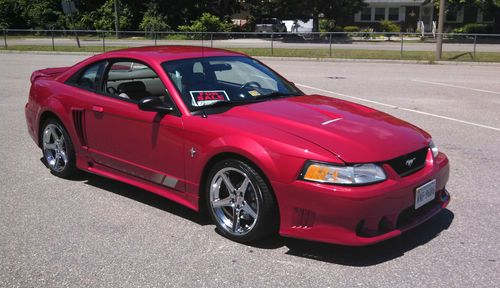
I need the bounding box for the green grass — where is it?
[1,45,500,62]
[231,48,500,62]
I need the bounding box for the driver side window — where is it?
[104,61,174,106]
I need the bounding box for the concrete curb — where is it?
[2,49,500,66]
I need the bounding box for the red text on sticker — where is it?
[196,91,226,101]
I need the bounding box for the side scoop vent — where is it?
[72,110,86,146]
[292,208,316,229]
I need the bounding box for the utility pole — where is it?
[61,0,80,48]
[114,0,119,38]
[435,0,445,60]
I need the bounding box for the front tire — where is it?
[206,158,278,243]
[41,118,77,178]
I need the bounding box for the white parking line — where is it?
[296,83,500,132]
[412,79,500,96]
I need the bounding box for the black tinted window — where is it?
[77,62,105,91]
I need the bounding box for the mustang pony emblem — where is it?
[405,157,417,167]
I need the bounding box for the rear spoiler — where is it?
[30,67,70,83]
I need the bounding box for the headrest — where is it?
[191,73,205,83]
[118,81,146,93]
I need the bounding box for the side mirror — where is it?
[138,96,174,113]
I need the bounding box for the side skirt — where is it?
[76,156,199,212]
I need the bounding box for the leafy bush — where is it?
[379,20,400,40]
[319,19,336,32]
[359,27,374,39]
[344,26,360,32]
[452,23,493,34]
[379,20,400,33]
[178,13,234,33]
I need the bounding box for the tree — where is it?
[139,1,170,35]
[78,0,133,31]
[438,0,500,15]
[24,0,66,29]
[0,0,27,28]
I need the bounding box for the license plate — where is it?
[415,179,436,209]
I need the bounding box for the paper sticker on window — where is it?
[190,90,229,107]
[248,90,261,97]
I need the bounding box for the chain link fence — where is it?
[2,29,500,61]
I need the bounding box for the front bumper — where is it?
[273,149,450,246]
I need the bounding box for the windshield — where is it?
[162,56,301,111]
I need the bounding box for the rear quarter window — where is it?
[68,61,106,91]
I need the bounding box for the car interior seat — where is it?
[117,81,151,101]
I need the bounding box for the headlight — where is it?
[429,140,439,158]
[301,162,386,185]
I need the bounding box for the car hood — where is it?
[223,95,430,163]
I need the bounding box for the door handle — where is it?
[92,106,104,113]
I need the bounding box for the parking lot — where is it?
[1,52,499,287]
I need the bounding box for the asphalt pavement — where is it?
[0,53,499,287]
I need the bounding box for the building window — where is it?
[361,7,372,21]
[388,8,399,21]
[355,6,404,23]
[375,8,385,21]
[477,9,495,23]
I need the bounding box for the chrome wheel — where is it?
[42,124,68,173]
[209,167,260,236]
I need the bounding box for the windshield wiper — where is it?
[254,91,296,100]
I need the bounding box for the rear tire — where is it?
[206,158,278,243]
[41,118,77,178]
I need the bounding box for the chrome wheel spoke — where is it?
[43,127,53,144]
[232,208,241,233]
[59,150,68,165]
[221,173,236,193]
[50,128,59,141]
[44,143,57,150]
[212,196,233,208]
[242,202,257,219]
[238,176,250,196]
[53,154,61,170]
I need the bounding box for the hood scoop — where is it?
[321,118,343,125]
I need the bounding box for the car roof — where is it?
[101,45,247,63]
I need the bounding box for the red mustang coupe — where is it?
[25,46,450,246]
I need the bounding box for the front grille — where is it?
[396,200,439,228]
[387,147,428,177]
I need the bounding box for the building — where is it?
[352,0,500,33]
